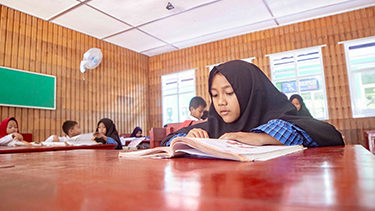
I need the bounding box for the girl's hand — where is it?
[93,132,107,140]
[219,132,282,146]
[12,133,23,141]
[186,128,209,138]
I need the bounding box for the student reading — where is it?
[187,96,207,121]
[161,60,344,147]
[289,94,313,117]
[0,117,30,146]
[93,118,123,150]
[44,120,81,142]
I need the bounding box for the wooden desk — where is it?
[0,145,374,210]
[0,144,116,154]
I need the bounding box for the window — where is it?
[162,69,196,125]
[269,46,328,119]
[206,57,255,71]
[341,37,375,118]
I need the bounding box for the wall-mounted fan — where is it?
[80,48,103,74]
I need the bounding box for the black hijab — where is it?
[130,127,142,137]
[161,60,344,147]
[96,118,122,149]
[289,94,313,117]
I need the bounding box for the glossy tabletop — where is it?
[0,144,117,154]
[0,145,374,210]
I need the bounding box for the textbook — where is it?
[118,137,305,162]
[65,133,99,146]
[40,133,99,146]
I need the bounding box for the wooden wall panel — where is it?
[0,5,149,142]
[149,6,375,146]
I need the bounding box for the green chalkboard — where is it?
[0,66,56,110]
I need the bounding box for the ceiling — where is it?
[1,0,374,57]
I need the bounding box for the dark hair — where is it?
[201,110,209,120]
[189,96,207,110]
[62,120,78,135]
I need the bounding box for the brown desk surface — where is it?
[0,144,116,154]
[0,145,374,210]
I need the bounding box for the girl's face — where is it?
[291,98,301,111]
[98,122,107,134]
[6,120,18,134]
[136,130,142,137]
[210,73,240,123]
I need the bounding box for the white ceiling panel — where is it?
[88,0,219,26]
[173,19,277,49]
[141,45,179,57]
[104,29,167,52]
[266,0,348,17]
[140,0,272,44]
[1,0,373,56]
[0,0,79,20]
[276,0,375,25]
[52,5,131,39]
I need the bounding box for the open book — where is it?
[119,137,305,161]
[65,133,99,146]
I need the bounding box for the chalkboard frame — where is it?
[0,66,56,110]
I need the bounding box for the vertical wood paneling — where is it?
[149,6,375,146]
[0,5,149,141]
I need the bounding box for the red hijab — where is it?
[0,117,19,138]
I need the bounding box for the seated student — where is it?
[93,118,122,150]
[161,60,344,147]
[45,120,81,142]
[0,117,30,146]
[289,94,313,117]
[130,126,143,137]
[186,96,207,121]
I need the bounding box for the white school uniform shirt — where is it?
[44,135,70,143]
[0,134,29,146]
[186,115,199,121]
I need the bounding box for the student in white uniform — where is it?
[44,120,81,142]
[0,117,30,146]
[186,96,207,121]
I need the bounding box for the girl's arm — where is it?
[219,132,282,146]
[220,119,318,147]
[105,137,118,148]
[0,134,14,146]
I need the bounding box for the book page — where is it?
[119,147,173,158]
[171,138,305,161]
[176,138,301,154]
[127,138,146,147]
[65,133,99,146]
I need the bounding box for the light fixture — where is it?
[166,2,175,10]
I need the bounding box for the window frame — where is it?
[161,69,196,125]
[268,45,329,120]
[340,36,375,118]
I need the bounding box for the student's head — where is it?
[289,94,303,111]
[131,127,142,137]
[207,60,297,132]
[189,96,207,119]
[210,72,241,123]
[62,120,80,137]
[96,118,116,136]
[0,117,19,137]
[289,94,312,117]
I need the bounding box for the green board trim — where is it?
[0,66,56,110]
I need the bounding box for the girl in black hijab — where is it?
[130,127,143,137]
[289,94,313,117]
[93,118,122,149]
[161,60,344,147]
